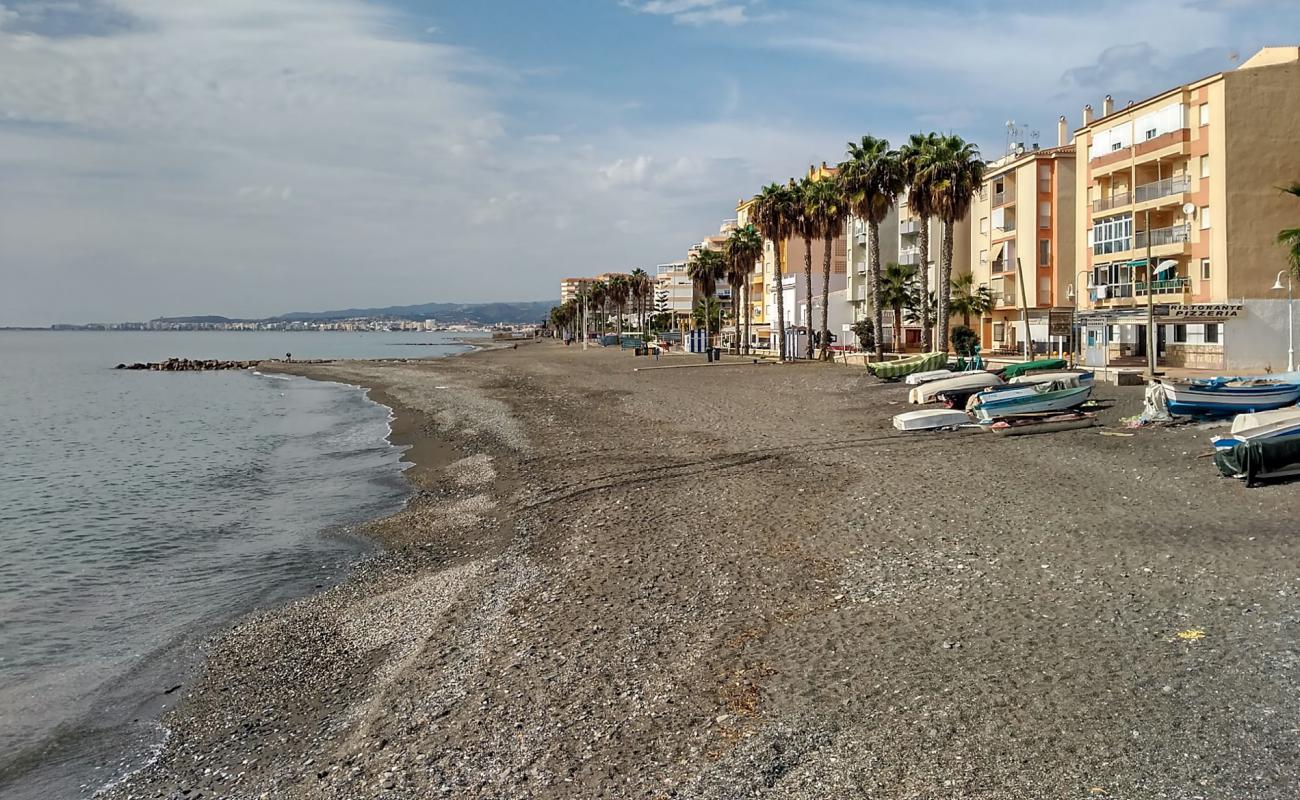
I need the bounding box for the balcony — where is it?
[1093,191,1132,213]
[899,248,920,266]
[1136,277,1192,297]
[1134,175,1191,204]
[899,219,919,236]
[992,190,1009,207]
[855,230,868,245]
[1134,224,1191,249]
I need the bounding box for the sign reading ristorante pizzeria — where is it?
[1168,303,1245,319]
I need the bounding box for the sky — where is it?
[2,0,1298,324]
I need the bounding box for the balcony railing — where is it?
[899,219,919,236]
[855,230,868,244]
[1134,175,1191,204]
[1136,277,1192,296]
[1093,191,1132,213]
[992,190,1008,207]
[898,250,920,266]
[1134,224,1191,249]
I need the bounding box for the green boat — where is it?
[1000,358,1067,380]
[866,351,948,381]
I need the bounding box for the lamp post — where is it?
[1066,269,1092,368]
[1273,269,1295,372]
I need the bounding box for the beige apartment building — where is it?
[891,196,970,351]
[1075,46,1300,371]
[970,134,1077,356]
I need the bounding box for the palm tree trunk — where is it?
[893,303,903,348]
[774,242,786,362]
[819,233,832,360]
[803,236,814,360]
[744,276,752,355]
[918,212,932,351]
[870,221,885,361]
[616,303,623,343]
[937,222,955,353]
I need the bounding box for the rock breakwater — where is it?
[115,358,263,371]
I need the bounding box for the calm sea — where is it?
[0,330,480,799]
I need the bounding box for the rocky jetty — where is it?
[115,358,263,371]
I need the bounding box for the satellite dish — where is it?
[1182,202,1196,216]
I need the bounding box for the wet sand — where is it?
[105,342,1300,799]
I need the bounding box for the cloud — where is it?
[621,0,752,26]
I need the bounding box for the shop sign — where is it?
[1168,303,1244,320]
[1048,310,1073,337]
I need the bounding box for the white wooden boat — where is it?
[987,411,1097,436]
[1212,407,1300,450]
[892,409,972,431]
[1008,371,1093,387]
[904,369,956,386]
[972,384,1093,422]
[908,372,1002,404]
[1230,406,1300,434]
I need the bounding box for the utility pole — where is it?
[581,286,588,352]
[1145,209,1156,377]
[1015,257,1032,359]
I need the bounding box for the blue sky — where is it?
[2,0,1298,323]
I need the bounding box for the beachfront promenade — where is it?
[106,341,1300,800]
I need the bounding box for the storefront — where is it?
[1078,302,1240,370]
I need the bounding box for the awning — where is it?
[990,242,1006,262]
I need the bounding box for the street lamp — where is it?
[1066,269,1092,367]
[1272,269,1295,372]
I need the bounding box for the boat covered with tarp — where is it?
[1214,432,1300,485]
[867,351,948,380]
[1000,359,1068,380]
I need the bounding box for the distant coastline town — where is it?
[48,318,489,333]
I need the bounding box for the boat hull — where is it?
[973,385,1093,421]
[1161,382,1300,416]
[908,372,1002,404]
[892,409,971,431]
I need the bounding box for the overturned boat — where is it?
[904,369,957,386]
[908,372,1002,404]
[1008,370,1094,387]
[868,351,949,381]
[1211,406,1300,450]
[892,409,972,431]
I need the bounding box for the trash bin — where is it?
[711,347,721,361]
[706,348,714,363]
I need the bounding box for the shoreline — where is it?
[102,342,1300,799]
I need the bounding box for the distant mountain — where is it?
[271,300,553,324]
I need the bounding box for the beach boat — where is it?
[1159,377,1300,417]
[1000,358,1068,380]
[904,369,956,386]
[867,351,948,381]
[986,411,1097,436]
[1008,370,1094,387]
[972,383,1093,422]
[892,409,972,431]
[1211,407,1300,450]
[908,372,1002,404]
[1214,432,1300,485]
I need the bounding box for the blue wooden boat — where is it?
[971,383,1093,422]
[1160,377,1300,417]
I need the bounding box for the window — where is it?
[1201,258,1211,280]
[1039,165,1052,192]
[1199,104,1209,126]
[1111,141,1124,151]
[993,322,1006,342]
[1200,155,1210,179]
[1039,239,1051,266]
[1145,128,1158,140]
[1173,324,1188,344]
[1200,207,1211,229]
[1093,213,1134,255]
[1039,201,1051,228]
[979,217,989,234]
[1038,276,1051,297]
[1206,323,1221,344]
[980,248,988,264]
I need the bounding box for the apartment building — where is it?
[845,208,902,347]
[970,132,1077,356]
[560,277,585,305]
[734,199,768,348]
[653,261,694,323]
[1075,46,1300,371]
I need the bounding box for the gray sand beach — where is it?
[104,342,1300,799]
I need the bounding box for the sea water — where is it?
[0,331,479,798]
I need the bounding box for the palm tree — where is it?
[723,249,747,354]
[793,177,820,359]
[752,182,797,361]
[607,274,631,343]
[588,279,608,337]
[803,174,845,360]
[899,132,940,350]
[688,249,727,344]
[949,273,994,328]
[920,134,985,353]
[693,296,725,333]
[878,262,918,351]
[630,268,652,338]
[725,224,763,355]
[840,135,904,361]
[1281,183,1300,275]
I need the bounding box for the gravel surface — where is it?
[104,343,1300,800]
